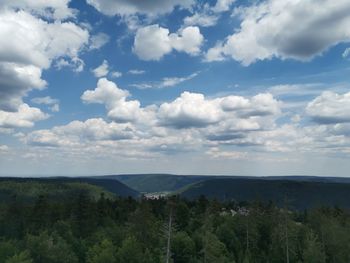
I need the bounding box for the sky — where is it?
[1,0,350,177]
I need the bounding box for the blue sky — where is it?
[1,0,350,176]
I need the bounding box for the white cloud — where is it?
[111,71,122,78]
[31,96,58,105]
[158,92,223,128]
[169,26,204,55]
[25,118,138,147]
[206,147,247,159]
[89,32,110,50]
[306,91,350,124]
[212,0,235,13]
[82,78,281,132]
[81,78,154,123]
[184,0,235,27]
[133,24,203,61]
[132,72,199,89]
[0,145,9,152]
[205,0,350,65]
[343,48,350,58]
[0,104,48,128]
[82,78,129,107]
[0,0,75,20]
[54,57,85,73]
[31,96,60,112]
[128,69,146,75]
[0,63,46,111]
[19,84,285,163]
[184,12,219,28]
[86,0,193,17]
[0,9,89,113]
[20,83,350,163]
[92,60,109,78]
[204,42,226,62]
[158,92,280,129]
[161,72,199,87]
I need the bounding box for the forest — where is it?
[0,184,349,263]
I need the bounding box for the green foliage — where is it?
[172,231,196,263]
[113,174,206,193]
[0,240,18,263]
[5,251,33,263]
[202,232,230,263]
[116,237,144,263]
[26,232,78,263]
[303,231,325,263]
[180,178,350,210]
[0,180,349,263]
[87,239,116,263]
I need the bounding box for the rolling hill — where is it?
[179,178,350,209]
[100,174,209,193]
[99,174,350,194]
[0,177,139,203]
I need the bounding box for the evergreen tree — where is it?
[302,231,325,263]
[5,251,33,263]
[87,239,116,263]
[171,231,196,263]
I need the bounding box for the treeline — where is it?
[0,192,349,263]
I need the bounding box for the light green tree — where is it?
[302,231,325,263]
[87,239,116,263]
[5,251,33,263]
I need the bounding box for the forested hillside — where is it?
[0,178,139,203]
[0,181,349,263]
[180,178,350,209]
[105,174,208,193]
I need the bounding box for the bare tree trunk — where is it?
[284,198,290,263]
[285,217,289,263]
[246,220,249,252]
[166,207,173,263]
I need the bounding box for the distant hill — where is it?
[0,177,139,203]
[100,174,209,193]
[179,178,350,209]
[98,174,350,193]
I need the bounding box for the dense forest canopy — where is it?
[0,180,349,263]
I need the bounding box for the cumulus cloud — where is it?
[133,25,203,60]
[25,118,137,147]
[205,0,350,65]
[0,0,75,20]
[20,82,285,161]
[306,91,350,124]
[81,79,281,137]
[158,92,280,129]
[92,60,109,78]
[0,104,48,128]
[81,78,154,123]
[0,9,89,113]
[158,92,223,128]
[86,0,193,17]
[0,63,46,111]
[18,84,350,163]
